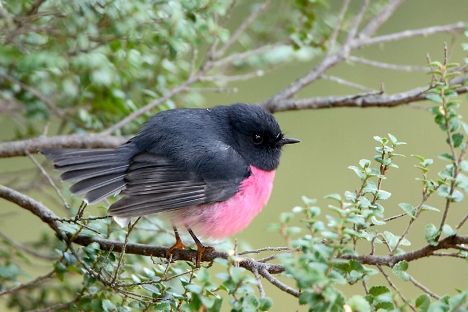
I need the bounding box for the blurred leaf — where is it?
[392,260,410,281]
[399,203,416,218]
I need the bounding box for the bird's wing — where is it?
[108,146,249,218]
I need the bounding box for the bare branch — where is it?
[347,56,428,72]
[0,270,55,297]
[359,0,405,39]
[212,41,288,68]
[408,274,440,300]
[200,70,266,82]
[321,74,376,92]
[100,76,202,135]
[260,22,465,110]
[261,75,468,113]
[25,149,70,209]
[215,0,272,58]
[0,184,286,274]
[0,134,128,158]
[259,267,300,297]
[342,235,468,267]
[344,0,369,45]
[0,72,78,126]
[253,267,266,298]
[376,264,416,311]
[357,22,466,48]
[327,0,351,55]
[0,184,61,232]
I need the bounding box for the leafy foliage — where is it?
[1,0,468,311]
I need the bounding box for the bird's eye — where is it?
[252,133,264,144]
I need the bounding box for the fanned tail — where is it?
[41,148,130,204]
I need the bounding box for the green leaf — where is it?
[373,136,387,144]
[376,190,391,200]
[439,153,455,162]
[324,193,342,202]
[229,267,244,284]
[292,206,304,213]
[415,293,430,312]
[461,121,468,135]
[383,231,398,249]
[243,294,259,309]
[392,260,410,281]
[102,299,116,312]
[280,212,293,223]
[399,203,416,218]
[449,291,467,310]
[371,216,386,226]
[349,166,366,179]
[421,205,440,213]
[460,160,468,171]
[302,196,317,206]
[442,224,457,237]
[424,224,439,245]
[450,189,464,202]
[362,181,378,194]
[359,159,371,169]
[368,285,391,296]
[258,297,273,311]
[348,295,372,312]
[451,132,464,148]
[412,154,426,162]
[54,262,67,282]
[426,93,444,103]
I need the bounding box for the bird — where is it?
[42,103,299,266]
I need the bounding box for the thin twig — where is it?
[345,0,369,45]
[327,0,351,55]
[237,246,292,255]
[348,56,428,72]
[408,274,440,299]
[0,231,57,260]
[215,0,272,58]
[259,267,300,297]
[0,270,55,296]
[25,149,70,209]
[321,74,376,92]
[376,264,416,312]
[359,0,405,39]
[253,267,265,298]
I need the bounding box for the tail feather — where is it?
[70,173,126,195]
[84,180,127,204]
[41,148,130,205]
[60,165,128,182]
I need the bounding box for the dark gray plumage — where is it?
[41,103,299,219]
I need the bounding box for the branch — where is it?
[359,0,405,39]
[260,21,466,109]
[261,75,468,113]
[214,0,272,59]
[0,134,128,158]
[342,235,468,267]
[0,184,285,275]
[0,270,55,297]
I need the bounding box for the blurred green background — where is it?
[1,0,467,310]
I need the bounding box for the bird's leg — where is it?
[185,226,215,268]
[166,226,187,259]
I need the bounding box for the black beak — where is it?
[278,137,300,145]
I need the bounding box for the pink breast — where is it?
[171,166,276,239]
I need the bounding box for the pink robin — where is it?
[42,103,299,266]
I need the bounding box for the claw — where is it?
[166,226,187,259]
[186,226,215,268]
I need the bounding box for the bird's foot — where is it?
[194,244,215,268]
[166,226,187,260]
